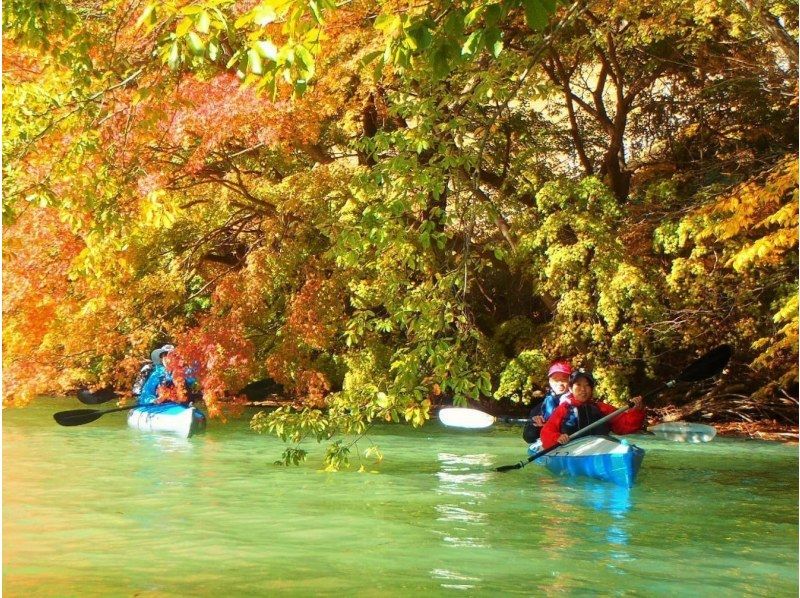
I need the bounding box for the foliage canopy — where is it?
[4,0,797,468]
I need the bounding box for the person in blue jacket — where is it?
[131,344,174,397]
[522,360,572,443]
[138,345,197,405]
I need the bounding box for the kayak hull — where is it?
[127,403,206,438]
[529,436,645,488]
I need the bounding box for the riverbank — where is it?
[243,395,799,444]
[710,420,798,443]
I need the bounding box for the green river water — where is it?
[3,398,798,596]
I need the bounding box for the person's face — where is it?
[548,373,569,395]
[161,351,174,368]
[570,377,594,403]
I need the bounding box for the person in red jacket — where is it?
[540,369,645,449]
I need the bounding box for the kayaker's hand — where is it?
[631,395,644,410]
[532,415,545,427]
[557,433,570,445]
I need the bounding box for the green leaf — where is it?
[167,42,181,70]
[420,231,431,249]
[248,48,264,74]
[464,6,483,26]
[485,3,502,27]
[196,11,212,34]
[253,5,277,26]
[373,55,386,80]
[135,5,155,29]
[485,26,502,57]
[406,22,432,51]
[359,50,383,68]
[255,39,278,60]
[374,14,401,34]
[461,30,482,56]
[187,31,205,55]
[176,16,193,37]
[294,44,315,79]
[309,0,323,23]
[234,12,254,28]
[492,39,503,57]
[431,44,450,80]
[208,39,220,61]
[179,5,204,16]
[522,0,550,31]
[225,49,241,68]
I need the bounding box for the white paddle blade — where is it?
[438,407,496,429]
[650,422,717,443]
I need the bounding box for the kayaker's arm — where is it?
[604,396,646,435]
[540,403,569,449]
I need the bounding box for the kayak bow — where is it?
[529,436,645,488]
[127,403,206,438]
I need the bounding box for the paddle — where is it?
[495,344,732,473]
[438,407,528,429]
[77,387,121,405]
[440,405,719,443]
[61,376,287,427]
[76,377,283,405]
[54,404,147,427]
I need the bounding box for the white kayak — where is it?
[650,421,716,443]
[127,403,206,438]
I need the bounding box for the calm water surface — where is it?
[4,399,798,596]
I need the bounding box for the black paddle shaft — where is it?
[495,345,732,473]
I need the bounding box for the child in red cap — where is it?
[522,360,572,443]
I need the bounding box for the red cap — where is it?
[548,361,572,377]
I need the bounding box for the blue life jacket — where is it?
[561,402,611,436]
[523,390,566,443]
[132,363,153,396]
[540,391,563,420]
[138,364,197,405]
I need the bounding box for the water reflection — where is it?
[430,568,480,591]
[584,482,633,563]
[582,481,632,518]
[571,481,633,563]
[132,431,196,454]
[531,478,635,580]
[430,452,493,588]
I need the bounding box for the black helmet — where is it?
[569,369,596,388]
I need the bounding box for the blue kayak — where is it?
[529,436,645,488]
[127,403,206,438]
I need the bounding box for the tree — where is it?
[3,0,796,468]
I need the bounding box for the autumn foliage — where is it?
[3,0,796,467]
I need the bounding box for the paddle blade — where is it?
[238,378,284,401]
[77,388,119,405]
[650,422,717,443]
[495,462,524,472]
[438,407,495,429]
[678,344,732,382]
[54,409,106,426]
